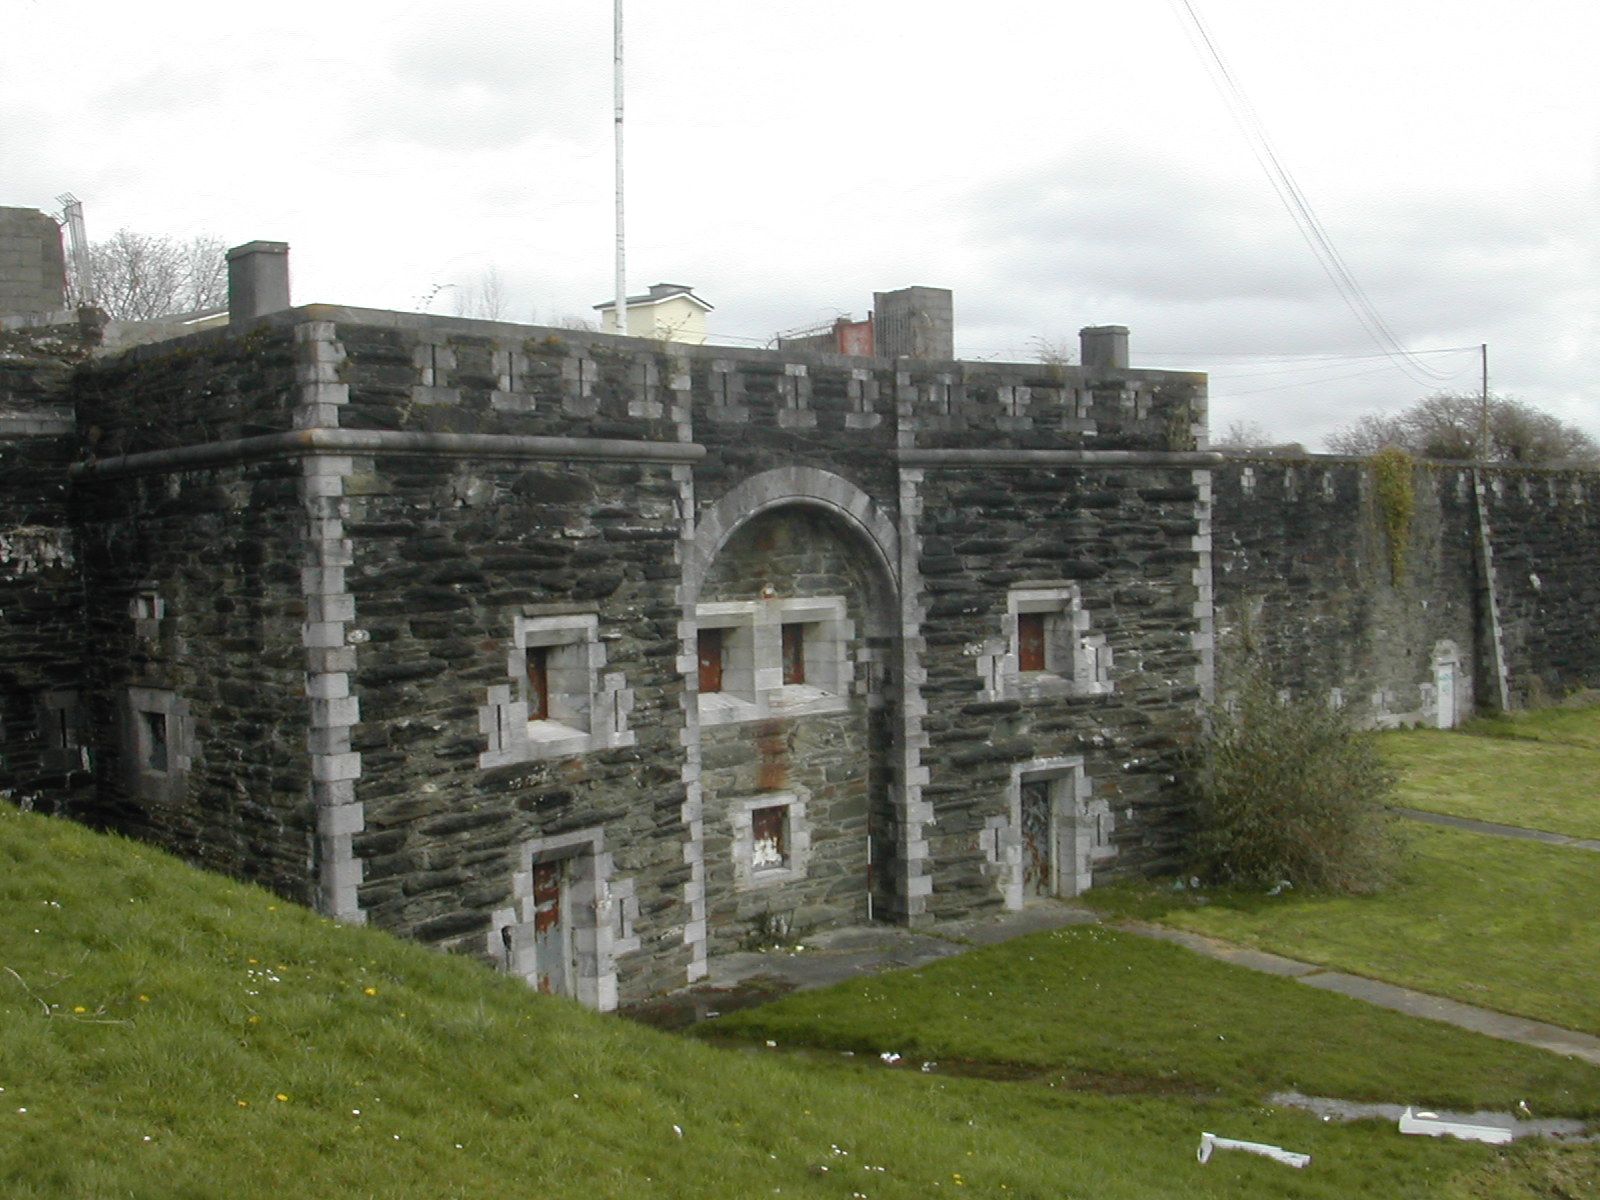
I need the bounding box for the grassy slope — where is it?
[1,804,1589,1199]
[0,803,1512,1200]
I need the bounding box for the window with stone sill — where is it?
[976,585,1112,701]
[478,613,635,767]
[694,596,852,726]
[731,791,810,890]
[139,710,169,773]
[123,687,194,801]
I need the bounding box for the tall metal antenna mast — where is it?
[613,0,627,335]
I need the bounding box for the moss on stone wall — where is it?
[1370,447,1416,583]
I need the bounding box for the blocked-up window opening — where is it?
[751,804,789,871]
[141,711,168,773]
[1017,612,1047,672]
[731,790,810,890]
[781,623,806,685]
[698,628,724,694]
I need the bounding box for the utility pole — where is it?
[1478,343,1490,462]
[613,0,627,337]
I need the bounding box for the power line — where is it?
[1168,1,1453,386]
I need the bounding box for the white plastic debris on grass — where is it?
[879,1052,901,1064]
[1197,1132,1310,1168]
[1398,1107,1514,1145]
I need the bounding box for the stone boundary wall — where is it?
[1211,454,1599,724]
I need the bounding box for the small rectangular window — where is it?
[781,623,806,685]
[1017,612,1047,672]
[526,646,551,720]
[751,804,788,870]
[142,711,168,773]
[698,628,724,694]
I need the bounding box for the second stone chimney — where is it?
[227,241,290,324]
[1079,325,1129,372]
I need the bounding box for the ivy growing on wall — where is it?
[1369,447,1416,583]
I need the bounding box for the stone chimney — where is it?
[226,241,290,324]
[873,286,954,360]
[1079,325,1129,372]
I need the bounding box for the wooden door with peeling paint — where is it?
[531,858,574,996]
[1020,779,1054,897]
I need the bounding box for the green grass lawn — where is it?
[1464,701,1600,751]
[3,802,1594,1198]
[707,924,1600,1116]
[1382,723,1600,840]
[1085,822,1600,1037]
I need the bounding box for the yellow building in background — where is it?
[594,283,713,344]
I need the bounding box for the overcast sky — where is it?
[5,0,1596,449]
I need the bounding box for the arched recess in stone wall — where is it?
[684,468,904,946]
[683,468,899,624]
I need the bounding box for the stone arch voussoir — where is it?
[684,468,899,610]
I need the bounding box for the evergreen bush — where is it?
[1189,668,1404,894]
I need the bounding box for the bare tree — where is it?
[1324,412,1409,457]
[1029,334,1075,367]
[70,228,227,320]
[453,266,510,321]
[1327,392,1598,464]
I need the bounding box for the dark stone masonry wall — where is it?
[73,460,315,894]
[695,507,890,950]
[915,465,1208,917]
[0,318,94,813]
[1211,455,1599,723]
[1478,469,1600,702]
[342,451,693,998]
[4,298,1596,1010]
[69,328,315,898]
[1210,456,1480,723]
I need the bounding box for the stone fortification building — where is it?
[2,215,1596,1008]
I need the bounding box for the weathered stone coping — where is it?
[895,448,1223,469]
[69,428,707,480]
[0,411,74,437]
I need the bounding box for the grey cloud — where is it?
[349,9,607,151]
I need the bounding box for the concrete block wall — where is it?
[0,207,66,317]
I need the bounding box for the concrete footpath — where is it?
[1395,806,1600,852]
[638,902,1600,1069]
